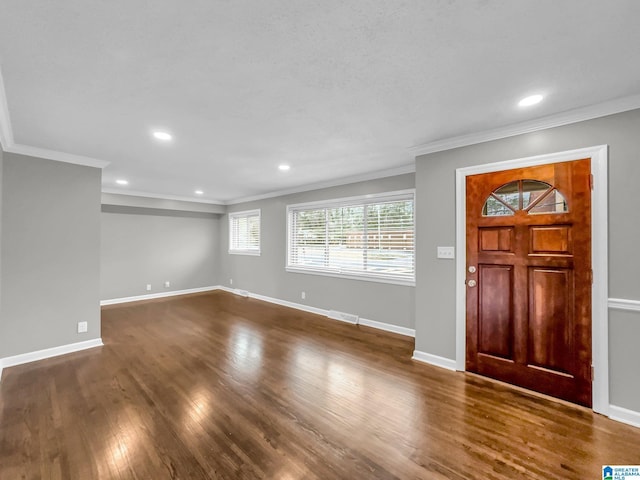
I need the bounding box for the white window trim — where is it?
[285,266,415,287]
[228,209,261,256]
[286,189,416,286]
[286,189,415,211]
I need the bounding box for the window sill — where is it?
[229,250,261,256]
[285,266,415,287]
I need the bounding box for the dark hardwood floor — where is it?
[0,290,638,479]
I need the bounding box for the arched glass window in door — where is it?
[482,179,568,216]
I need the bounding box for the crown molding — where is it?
[225,163,416,205]
[5,54,639,199]
[101,188,225,205]
[410,93,640,157]
[0,64,109,168]
[102,163,416,205]
[5,143,109,168]
[101,163,416,207]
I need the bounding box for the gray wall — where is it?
[609,309,640,408]
[415,109,640,412]
[102,192,225,214]
[101,206,220,300]
[219,174,416,329]
[0,152,101,357]
[0,147,3,358]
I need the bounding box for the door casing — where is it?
[455,145,609,415]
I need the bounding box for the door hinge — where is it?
[589,174,594,190]
[589,269,594,285]
[591,366,595,381]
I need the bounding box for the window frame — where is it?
[286,189,415,286]
[482,179,569,217]
[228,209,261,256]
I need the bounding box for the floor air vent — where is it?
[327,310,359,324]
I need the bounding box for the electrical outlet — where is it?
[77,321,88,333]
[301,291,306,300]
[230,279,233,285]
[164,281,170,288]
[146,284,152,291]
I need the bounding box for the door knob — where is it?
[467,280,477,287]
[468,266,477,273]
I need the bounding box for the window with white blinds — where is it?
[287,190,415,285]
[229,209,261,255]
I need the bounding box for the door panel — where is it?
[529,226,571,254]
[528,267,572,373]
[480,227,514,252]
[478,265,513,359]
[466,158,592,407]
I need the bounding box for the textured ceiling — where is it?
[0,1,639,203]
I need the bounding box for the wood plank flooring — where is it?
[0,290,638,479]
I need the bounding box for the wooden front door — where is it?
[465,159,592,407]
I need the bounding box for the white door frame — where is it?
[454,145,609,415]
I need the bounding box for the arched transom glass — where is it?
[482,180,568,217]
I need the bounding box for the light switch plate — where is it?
[437,246,455,259]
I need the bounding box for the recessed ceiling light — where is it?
[195,190,204,195]
[152,131,172,141]
[518,94,544,107]
[278,164,291,171]
[116,179,129,185]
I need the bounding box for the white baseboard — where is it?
[100,286,219,305]
[359,318,415,337]
[219,286,415,337]
[217,285,327,316]
[609,404,640,428]
[0,338,104,381]
[104,285,415,338]
[248,291,329,317]
[412,350,457,371]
